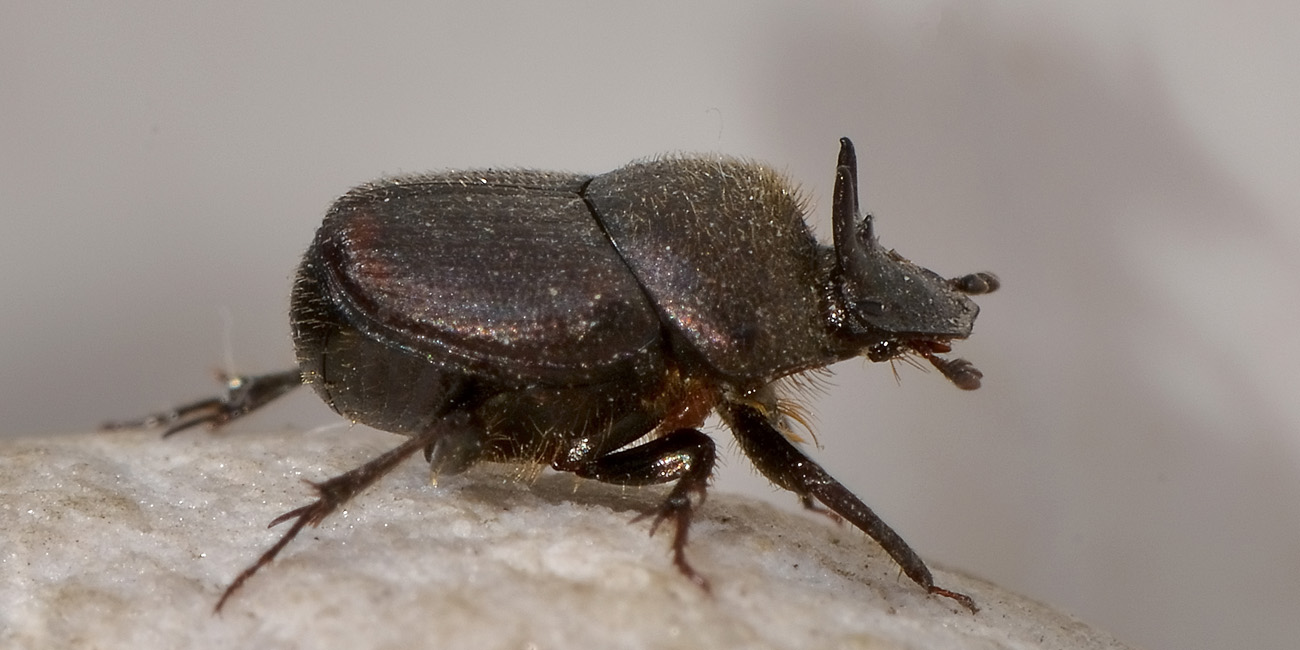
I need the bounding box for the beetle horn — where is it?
[829,138,982,341]
[836,136,859,212]
[832,138,878,302]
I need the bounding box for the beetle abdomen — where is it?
[291,251,469,433]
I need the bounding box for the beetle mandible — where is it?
[107,138,998,612]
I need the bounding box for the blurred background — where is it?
[4,2,1297,648]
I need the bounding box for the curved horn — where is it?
[832,138,875,287]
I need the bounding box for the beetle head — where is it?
[830,138,997,389]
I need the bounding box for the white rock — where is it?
[1,429,1133,650]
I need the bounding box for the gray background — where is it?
[4,3,1297,649]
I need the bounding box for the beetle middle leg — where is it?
[560,429,717,590]
[721,397,977,612]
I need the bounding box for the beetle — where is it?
[106,138,997,612]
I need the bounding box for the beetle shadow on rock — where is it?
[448,463,669,515]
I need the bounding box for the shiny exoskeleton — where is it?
[106,138,997,612]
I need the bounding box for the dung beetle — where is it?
[106,138,997,612]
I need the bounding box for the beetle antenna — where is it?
[915,348,983,391]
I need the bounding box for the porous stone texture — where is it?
[1,429,1133,650]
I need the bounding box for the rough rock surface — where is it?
[1,429,1134,650]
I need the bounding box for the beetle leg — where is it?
[562,429,717,590]
[101,369,303,437]
[214,412,472,612]
[423,425,485,484]
[722,399,977,613]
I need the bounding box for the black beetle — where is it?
[107,138,997,612]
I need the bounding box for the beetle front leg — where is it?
[102,368,303,437]
[721,399,977,613]
[560,429,717,590]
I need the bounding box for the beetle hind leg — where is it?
[563,428,717,590]
[101,368,303,437]
[215,413,471,612]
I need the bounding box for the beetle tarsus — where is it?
[215,505,313,613]
[102,368,303,436]
[568,428,716,591]
[929,586,979,613]
[100,395,223,436]
[633,467,713,592]
[214,422,449,612]
[930,587,977,611]
[634,491,712,592]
